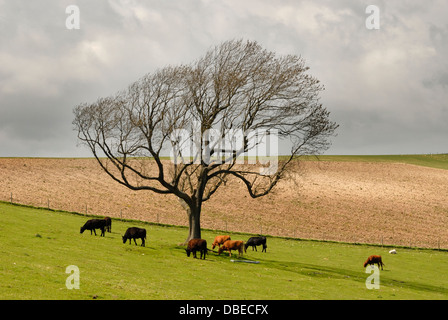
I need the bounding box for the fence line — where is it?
[2,191,446,250]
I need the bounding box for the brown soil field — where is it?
[1,158,447,249]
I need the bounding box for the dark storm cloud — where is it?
[0,0,447,156]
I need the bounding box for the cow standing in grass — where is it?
[363,255,385,270]
[218,240,244,257]
[244,236,267,253]
[104,217,112,232]
[185,239,207,259]
[122,227,147,246]
[80,219,107,237]
[212,235,231,250]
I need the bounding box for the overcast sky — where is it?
[1,0,447,157]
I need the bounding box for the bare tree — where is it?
[73,39,338,242]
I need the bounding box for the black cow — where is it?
[80,219,107,237]
[244,236,267,253]
[185,239,207,259]
[104,217,112,232]
[122,227,147,246]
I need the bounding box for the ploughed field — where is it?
[0,155,447,249]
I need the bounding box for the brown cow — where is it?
[363,255,385,270]
[212,235,231,250]
[218,240,244,257]
[186,239,207,259]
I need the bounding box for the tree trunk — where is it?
[178,197,202,244]
[187,205,201,242]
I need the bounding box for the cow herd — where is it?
[186,235,268,260]
[80,217,382,269]
[80,217,147,246]
[79,217,267,260]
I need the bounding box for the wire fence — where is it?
[2,191,446,250]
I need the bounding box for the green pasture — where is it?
[0,202,446,300]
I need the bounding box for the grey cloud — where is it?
[0,0,447,156]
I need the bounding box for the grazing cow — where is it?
[104,217,112,233]
[80,219,107,237]
[218,240,244,257]
[363,255,385,270]
[185,239,207,259]
[212,235,231,250]
[122,227,147,246]
[244,236,267,253]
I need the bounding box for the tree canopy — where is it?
[73,39,338,241]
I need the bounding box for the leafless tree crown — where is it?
[73,39,338,239]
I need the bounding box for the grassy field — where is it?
[0,202,446,300]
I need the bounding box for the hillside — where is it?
[0,156,447,249]
[1,202,447,300]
